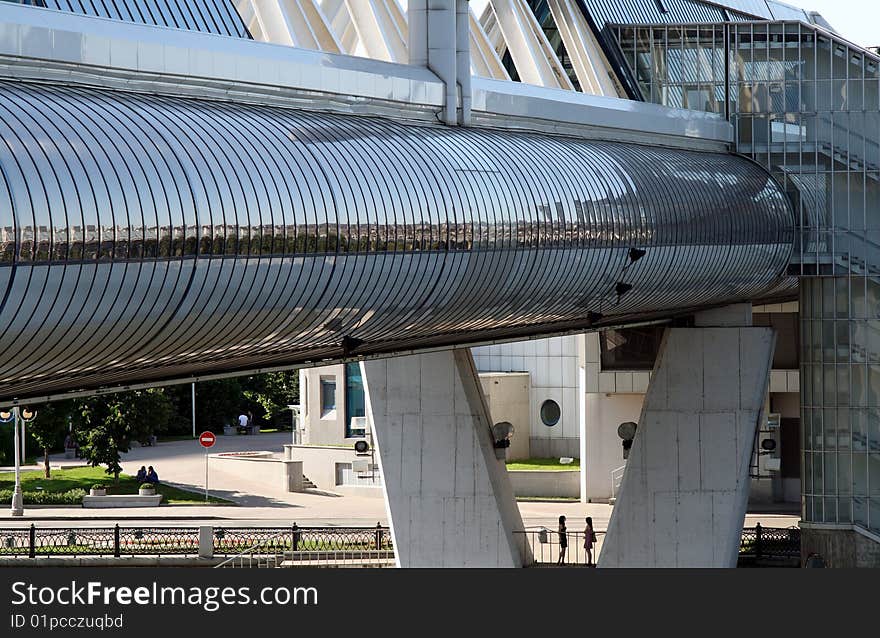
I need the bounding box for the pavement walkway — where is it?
[0,432,800,531]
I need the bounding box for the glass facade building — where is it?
[608,19,880,533]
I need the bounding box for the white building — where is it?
[298,300,800,504]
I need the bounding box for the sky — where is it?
[467,0,877,49]
[796,0,878,48]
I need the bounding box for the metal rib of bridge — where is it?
[0,80,794,400]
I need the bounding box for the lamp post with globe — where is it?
[1,406,37,517]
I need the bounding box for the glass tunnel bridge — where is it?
[0,1,801,405]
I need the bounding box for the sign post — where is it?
[198,431,216,502]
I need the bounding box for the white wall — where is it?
[584,393,644,501]
[472,334,580,456]
[479,372,531,461]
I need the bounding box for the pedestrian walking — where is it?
[584,516,596,566]
[557,515,568,565]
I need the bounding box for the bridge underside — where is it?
[0,80,795,403]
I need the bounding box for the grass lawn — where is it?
[506,457,580,471]
[0,466,232,505]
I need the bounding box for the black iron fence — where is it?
[739,523,800,566]
[0,524,392,558]
[515,529,606,566]
[516,524,801,567]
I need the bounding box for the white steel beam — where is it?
[485,0,573,90]
[478,2,506,56]
[319,0,360,54]
[469,6,509,80]
[344,0,408,63]
[547,0,619,96]
[236,0,341,53]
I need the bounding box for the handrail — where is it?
[610,464,626,501]
[214,532,289,569]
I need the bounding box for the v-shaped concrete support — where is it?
[600,307,775,567]
[362,349,528,567]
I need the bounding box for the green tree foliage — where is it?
[241,371,299,427]
[76,389,172,483]
[187,379,242,433]
[29,400,76,478]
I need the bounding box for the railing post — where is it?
[28,524,35,558]
[375,522,382,550]
[114,524,120,558]
[198,526,213,559]
[754,523,762,559]
[292,523,299,552]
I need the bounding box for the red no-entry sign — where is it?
[198,431,216,448]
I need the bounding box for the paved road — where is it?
[0,432,800,531]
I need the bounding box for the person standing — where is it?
[238,411,249,434]
[557,515,568,565]
[584,516,596,567]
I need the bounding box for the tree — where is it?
[193,378,242,433]
[241,371,299,427]
[76,389,172,484]
[29,400,75,478]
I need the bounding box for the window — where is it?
[345,362,366,437]
[540,400,561,427]
[600,326,664,371]
[320,377,336,417]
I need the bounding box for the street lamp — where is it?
[1,406,37,517]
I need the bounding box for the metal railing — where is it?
[0,525,201,557]
[0,524,394,563]
[214,532,289,569]
[610,464,626,501]
[739,524,800,565]
[215,524,395,568]
[515,528,605,566]
[517,524,801,567]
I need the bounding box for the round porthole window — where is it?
[540,400,561,427]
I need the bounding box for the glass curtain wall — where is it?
[613,20,880,531]
[344,362,366,438]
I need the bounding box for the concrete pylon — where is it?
[599,304,775,567]
[362,349,528,567]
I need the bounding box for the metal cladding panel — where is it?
[0,81,794,400]
[579,0,808,26]
[39,0,251,38]
[578,0,726,27]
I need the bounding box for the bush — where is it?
[0,489,87,505]
[140,483,156,490]
[92,484,105,490]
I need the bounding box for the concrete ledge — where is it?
[82,495,163,508]
[508,470,579,498]
[211,453,304,492]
